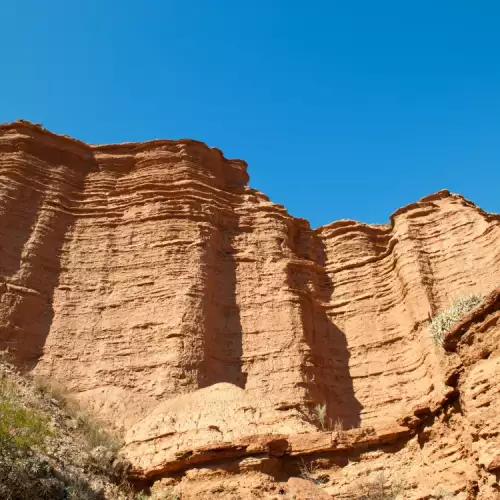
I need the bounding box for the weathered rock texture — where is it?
[1,120,499,498]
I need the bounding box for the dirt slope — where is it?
[0,120,499,498]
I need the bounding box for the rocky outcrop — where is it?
[1,121,499,498]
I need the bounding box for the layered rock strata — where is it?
[0,121,499,498]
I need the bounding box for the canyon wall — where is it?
[1,121,499,498]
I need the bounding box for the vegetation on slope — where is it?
[430,293,482,346]
[0,357,136,500]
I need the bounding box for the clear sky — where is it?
[1,1,499,227]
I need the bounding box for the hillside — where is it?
[0,120,499,498]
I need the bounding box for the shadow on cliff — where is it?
[0,185,44,279]
[198,219,247,389]
[287,228,362,429]
[0,152,98,371]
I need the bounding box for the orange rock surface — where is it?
[1,120,499,498]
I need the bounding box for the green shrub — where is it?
[430,293,482,346]
[0,378,53,454]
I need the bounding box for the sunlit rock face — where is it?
[1,121,499,498]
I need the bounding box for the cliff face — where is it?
[1,121,499,499]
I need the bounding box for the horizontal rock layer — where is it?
[0,121,499,498]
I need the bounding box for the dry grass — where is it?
[313,403,327,430]
[312,404,346,436]
[332,418,343,432]
[298,458,318,483]
[298,458,329,486]
[430,293,482,346]
[33,376,122,454]
[354,472,405,500]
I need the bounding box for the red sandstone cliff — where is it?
[1,121,499,499]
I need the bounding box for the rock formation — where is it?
[0,120,499,498]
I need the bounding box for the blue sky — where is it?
[1,1,499,227]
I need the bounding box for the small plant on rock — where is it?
[313,403,327,430]
[429,293,482,346]
[332,417,346,438]
[355,472,405,500]
[333,418,343,432]
[298,458,328,486]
